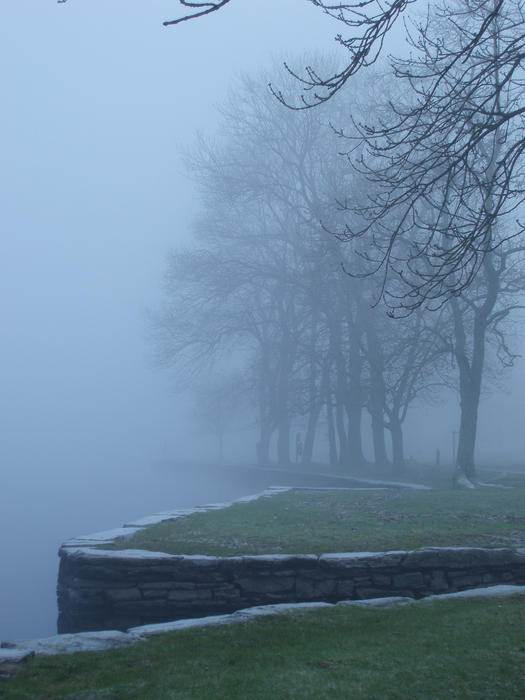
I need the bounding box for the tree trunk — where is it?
[345,395,365,469]
[450,250,498,486]
[276,413,291,465]
[326,398,337,467]
[275,316,294,466]
[329,318,351,467]
[302,311,321,465]
[389,415,405,474]
[455,388,479,481]
[256,348,273,466]
[365,314,389,469]
[322,365,338,467]
[335,400,349,466]
[345,315,366,469]
[453,327,483,485]
[302,402,321,465]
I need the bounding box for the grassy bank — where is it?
[106,486,525,556]
[4,595,525,699]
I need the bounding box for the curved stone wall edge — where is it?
[57,486,525,633]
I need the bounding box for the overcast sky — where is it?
[0,1,336,468]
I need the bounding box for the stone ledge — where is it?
[3,585,524,675]
[54,486,525,634]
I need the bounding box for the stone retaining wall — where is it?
[58,545,525,633]
[57,487,525,633]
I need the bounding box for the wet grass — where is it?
[105,486,525,556]
[4,595,525,699]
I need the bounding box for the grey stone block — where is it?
[355,588,393,600]
[168,589,213,602]
[296,578,337,599]
[140,581,194,591]
[106,588,142,603]
[403,547,514,570]
[213,585,241,601]
[68,588,104,602]
[113,600,169,615]
[430,570,448,591]
[67,592,107,613]
[238,577,295,594]
[320,552,405,568]
[392,572,425,589]
[64,577,134,590]
[295,579,316,598]
[2,631,137,657]
[142,589,168,600]
[337,580,355,597]
[73,565,133,581]
[448,573,484,588]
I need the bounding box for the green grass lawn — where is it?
[4,595,525,699]
[105,486,525,556]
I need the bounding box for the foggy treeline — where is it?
[156,0,525,486]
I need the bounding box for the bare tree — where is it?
[64,0,525,304]
[159,0,411,104]
[343,0,525,483]
[439,242,525,485]
[154,68,369,468]
[381,309,449,472]
[154,58,522,480]
[341,0,525,310]
[60,0,413,103]
[161,0,525,309]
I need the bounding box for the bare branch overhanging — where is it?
[57,1,410,99]
[59,0,525,313]
[162,1,413,106]
[335,0,525,311]
[163,1,233,27]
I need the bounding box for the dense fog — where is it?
[2,0,525,641]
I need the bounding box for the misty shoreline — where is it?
[4,459,396,642]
